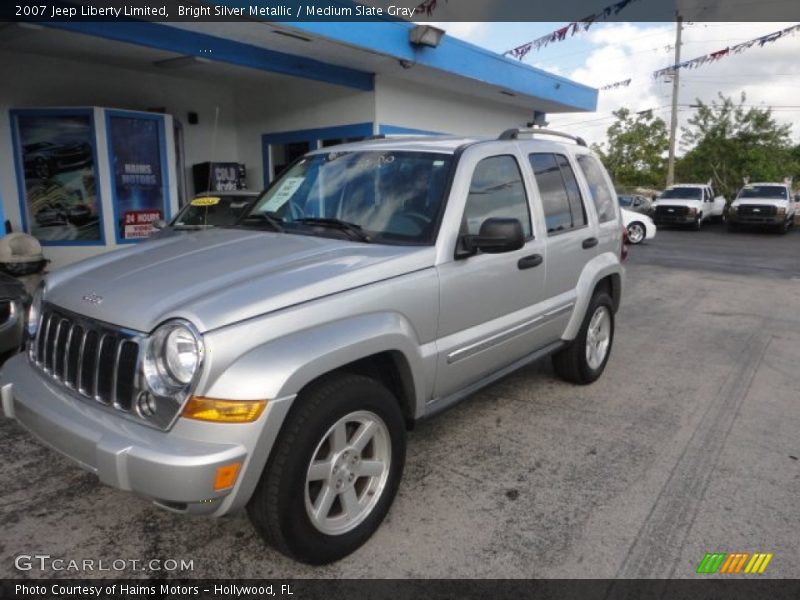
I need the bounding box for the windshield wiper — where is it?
[238,211,284,232]
[294,218,372,242]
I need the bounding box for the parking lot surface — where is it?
[1,223,799,579]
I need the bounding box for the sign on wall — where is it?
[11,110,104,245]
[107,112,169,242]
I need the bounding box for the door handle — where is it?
[517,254,543,270]
[582,237,598,249]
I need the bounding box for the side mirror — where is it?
[152,219,167,230]
[795,194,800,203]
[459,217,524,257]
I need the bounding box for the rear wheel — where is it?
[247,373,406,565]
[626,222,646,245]
[553,291,614,385]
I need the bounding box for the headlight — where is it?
[27,285,44,339]
[687,207,697,216]
[777,206,786,216]
[729,205,737,213]
[143,320,204,396]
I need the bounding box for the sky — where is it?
[437,22,800,152]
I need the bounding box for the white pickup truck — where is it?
[728,182,797,234]
[653,183,726,230]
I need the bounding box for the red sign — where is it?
[123,210,162,240]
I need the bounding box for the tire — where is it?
[778,219,789,235]
[553,291,614,385]
[626,222,646,245]
[694,217,702,231]
[247,373,406,565]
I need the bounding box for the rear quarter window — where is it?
[576,154,616,223]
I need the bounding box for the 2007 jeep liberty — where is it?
[1,129,625,564]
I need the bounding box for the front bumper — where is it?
[653,213,697,226]
[0,354,293,516]
[728,213,785,225]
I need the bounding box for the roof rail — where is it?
[498,128,587,147]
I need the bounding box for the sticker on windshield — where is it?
[191,196,221,207]
[263,177,304,211]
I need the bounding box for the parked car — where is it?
[652,184,726,229]
[34,200,92,228]
[727,182,796,234]
[618,194,654,217]
[23,141,93,179]
[0,273,30,358]
[150,191,259,239]
[621,208,656,245]
[0,129,625,565]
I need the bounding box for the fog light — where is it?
[182,397,267,423]
[214,463,241,491]
[137,392,157,417]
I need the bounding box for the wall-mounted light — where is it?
[409,25,445,48]
[154,56,211,70]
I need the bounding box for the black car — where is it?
[23,141,93,179]
[34,200,93,227]
[0,273,30,358]
[150,191,259,239]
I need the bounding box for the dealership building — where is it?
[0,18,597,268]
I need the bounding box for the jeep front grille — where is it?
[32,305,141,411]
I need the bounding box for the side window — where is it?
[575,154,616,223]
[557,154,587,229]
[529,153,586,234]
[462,155,531,237]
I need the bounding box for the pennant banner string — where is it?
[504,0,641,60]
[652,23,800,79]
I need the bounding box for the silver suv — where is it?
[1,130,625,564]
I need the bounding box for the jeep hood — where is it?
[45,228,435,332]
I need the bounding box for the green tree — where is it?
[593,108,668,188]
[676,92,797,198]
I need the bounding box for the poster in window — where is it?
[108,114,168,242]
[12,110,103,244]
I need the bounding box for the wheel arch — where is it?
[562,254,623,341]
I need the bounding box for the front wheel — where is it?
[247,373,406,565]
[626,222,646,245]
[553,291,615,385]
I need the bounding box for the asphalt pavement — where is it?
[1,222,798,579]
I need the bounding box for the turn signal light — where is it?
[182,397,267,423]
[213,463,241,491]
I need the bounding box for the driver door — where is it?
[433,151,549,398]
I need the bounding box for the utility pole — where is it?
[666,14,683,188]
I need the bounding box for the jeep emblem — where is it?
[82,292,103,305]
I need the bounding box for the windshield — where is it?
[244,151,453,244]
[737,185,788,200]
[660,187,702,200]
[172,196,256,229]
[618,195,633,207]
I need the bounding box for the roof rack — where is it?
[498,128,587,147]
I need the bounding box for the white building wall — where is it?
[375,75,531,136]
[233,78,376,187]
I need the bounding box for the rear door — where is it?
[528,151,597,333]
